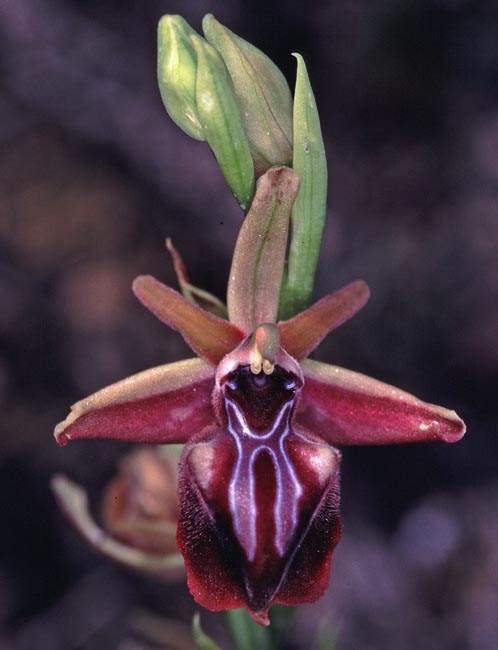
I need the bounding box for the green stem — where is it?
[224,609,274,650]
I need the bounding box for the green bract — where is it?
[203,14,293,177]
[279,54,328,319]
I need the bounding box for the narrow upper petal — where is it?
[166,238,228,319]
[54,358,216,446]
[133,276,244,364]
[297,359,466,445]
[279,280,370,360]
[227,166,300,332]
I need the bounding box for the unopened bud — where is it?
[157,15,205,140]
[203,14,293,176]
[191,33,254,211]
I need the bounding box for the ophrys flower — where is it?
[55,166,465,625]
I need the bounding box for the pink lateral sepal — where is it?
[297,359,466,446]
[54,358,216,446]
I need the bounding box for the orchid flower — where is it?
[54,166,465,625]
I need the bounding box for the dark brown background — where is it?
[1,1,497,648]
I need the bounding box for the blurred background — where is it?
[1,1,497,648]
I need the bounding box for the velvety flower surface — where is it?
[55,167,465,625]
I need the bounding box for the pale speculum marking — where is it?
[224,384,304,562]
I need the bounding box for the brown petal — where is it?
[51,475,184,577]
[279,280,370,360]
[297,359,466,445]
[133,275,244,363]
[54,358,215,446]
[227,166,300,332]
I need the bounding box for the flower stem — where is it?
[224,609,275,650]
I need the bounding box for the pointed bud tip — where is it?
[157,14,196,45]
[201,13,216,29]
[157,14,174,33]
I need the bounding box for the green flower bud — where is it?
[191,33,254,211]
[203,14,293,176]
[157,15,205,141]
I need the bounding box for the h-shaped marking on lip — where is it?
[225,395,303,562]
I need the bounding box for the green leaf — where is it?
[192,613,223,650]
[203,14,293,176]
[191,33,255,211]
[278,53,328,320]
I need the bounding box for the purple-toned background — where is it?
[1,1,497,648]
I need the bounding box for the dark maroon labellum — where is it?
[177,363,341,623]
